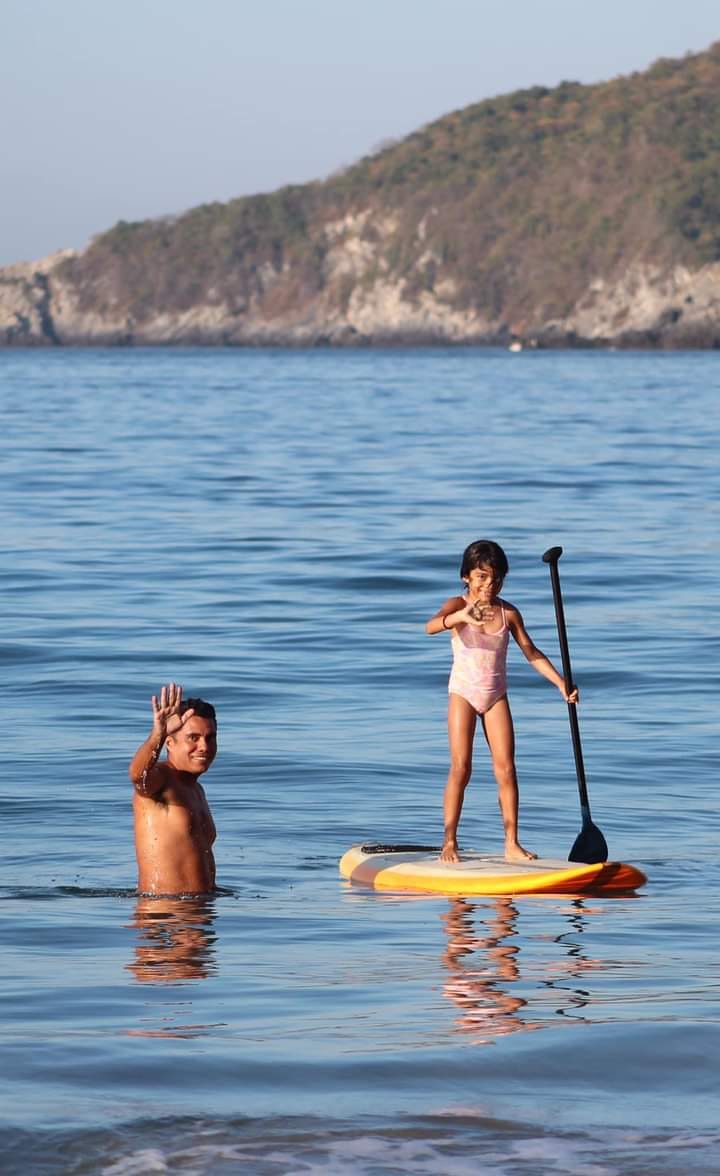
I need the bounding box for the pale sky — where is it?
[1,0,718,265]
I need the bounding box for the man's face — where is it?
[167,716,217,777]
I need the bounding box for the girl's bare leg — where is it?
[481,696,537,862]
[441,694,477,862]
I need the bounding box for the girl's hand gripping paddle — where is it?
[542,546,609,864]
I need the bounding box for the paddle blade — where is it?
[569,821,609,864]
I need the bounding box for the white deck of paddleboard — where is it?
[357,852,588,874]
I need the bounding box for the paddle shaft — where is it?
[542,547,592,820]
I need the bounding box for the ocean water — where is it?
[1,346,717,1175]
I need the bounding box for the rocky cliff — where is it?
[4,43,720,347]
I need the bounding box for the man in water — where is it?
[129,682,218,894]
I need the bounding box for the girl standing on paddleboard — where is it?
[426,539,577,864]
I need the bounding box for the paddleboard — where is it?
[340,843,647,896]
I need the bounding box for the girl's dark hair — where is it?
[460,540,509,582]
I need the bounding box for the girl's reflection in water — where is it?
[441,897,539,1044]
[440,896,605,1044]
[127,894,218,985]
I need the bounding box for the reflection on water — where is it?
[541,899,607,1022]
[125,895,224,1038]
[441,897,536,1044]
[440,897,605,1044]
[126,895,218,985]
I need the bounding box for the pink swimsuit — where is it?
[448,603,509,714]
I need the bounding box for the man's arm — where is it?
[129,728,169,795]
[128,682,195,795]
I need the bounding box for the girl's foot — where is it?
[505,841,537,862]
[440,840,460,863]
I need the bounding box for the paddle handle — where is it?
[541,546,592,817]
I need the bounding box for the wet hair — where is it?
[460,539,509,584]
[180,698,217,725]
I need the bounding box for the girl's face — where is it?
[464,564,501,601]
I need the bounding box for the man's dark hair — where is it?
[181,698,217,724]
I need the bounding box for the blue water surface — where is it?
[1,347,718,1174]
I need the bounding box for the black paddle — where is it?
[542,546,609,864]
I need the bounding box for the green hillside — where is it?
[6,41,720,345]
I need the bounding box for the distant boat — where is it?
[508,340,523,352]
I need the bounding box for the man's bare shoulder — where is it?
[132,761,175,800]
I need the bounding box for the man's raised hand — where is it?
[151,683,195,736]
